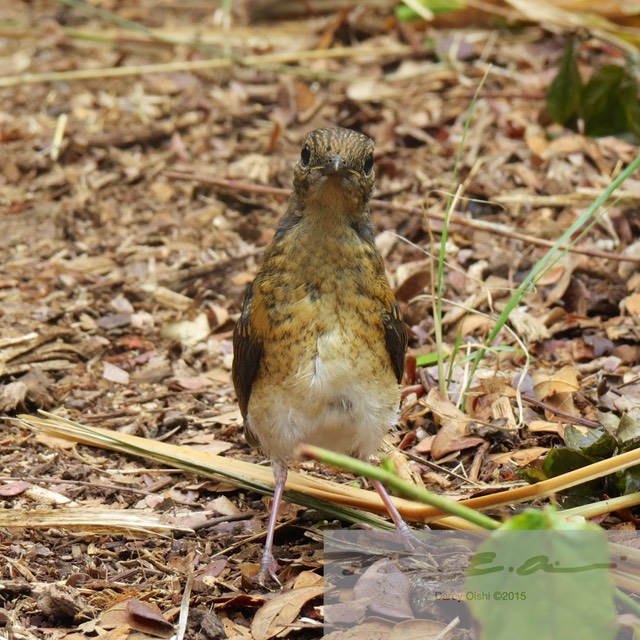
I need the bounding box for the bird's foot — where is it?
[394,521,425,552]
[370,479,430,555]
[256,551,282,588]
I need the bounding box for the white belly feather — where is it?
[247,329,399,462]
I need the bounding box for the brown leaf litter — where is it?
[2,0,640,638]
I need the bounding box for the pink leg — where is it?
[372,479,415,544]
[258,460,288,584]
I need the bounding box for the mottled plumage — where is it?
[232,127,410,583]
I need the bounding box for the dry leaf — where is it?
[97,600,133,630]
[141,284,194,311]
[208,408,242,425]
[394,260,431,302]
[172,374,213,390]
[528,419,564,434]
[0,369,56,411]
[353,559,413,620]
[459,315,494,336]
[208,303,230,329]
[533,365,580,420]
[188,440,235,455]
[62,255,115,275]
[621,293,640,320]
[208,495,240,516]
[102,362,130,385]
[161,313,210,347]
[323,618,393,640]
[392,618,451,639]
[250,586,323,640]
[490,396,517,431]
[34,432,77,450]
[127,598,174,637]
[347,79,397,102]
[22,484,75,506]
[425,389,483,460]
[97,598,173,638]
[385,450,425,490]
[533,365,580,399]
[509,307,550,342]
[0,481,31,497]
[490,447,549,466]
[324,598,371,626]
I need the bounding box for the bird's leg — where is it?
[258,460,288,585]
[372,479,420,548]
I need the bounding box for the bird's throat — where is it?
[299,175,366,227]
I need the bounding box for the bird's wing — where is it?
[382,300,408,383]
[232,284,263,419]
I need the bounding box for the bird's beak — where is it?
[317,154,357,178]
[329,154,346,173]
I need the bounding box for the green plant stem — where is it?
[614,587,640,619]
[298,444,501,530]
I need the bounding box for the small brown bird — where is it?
[232,127,411,583]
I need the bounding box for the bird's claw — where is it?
[395,523,430,555]
[256,551,281,588]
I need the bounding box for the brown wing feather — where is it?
[383,301,408,383]
[232,284,263,419]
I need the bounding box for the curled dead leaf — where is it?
[425,389,484,460]
[127,598,174,637]
[533,365,579,399]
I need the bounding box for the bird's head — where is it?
[291,127,375,220]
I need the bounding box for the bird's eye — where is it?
[300,144,311,166]
[364,153,374,174]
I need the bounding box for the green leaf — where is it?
[619,70,640,139]
[616,435,640,494]
[542,448,594,477]
[395,0,466,21]
[542,449,602,497]
[499,507,552,530]
[617,465,640,495]
[518,467,548,484]
[498,507,597,531]
[563,426,617,459]
[619,436,640,455]
[616,411,640,444]
[415,351,442,367]
[466,511,618,640]
[581,64,628,137]
[546,38,582,125]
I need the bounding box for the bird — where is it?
[232,126,411,584]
